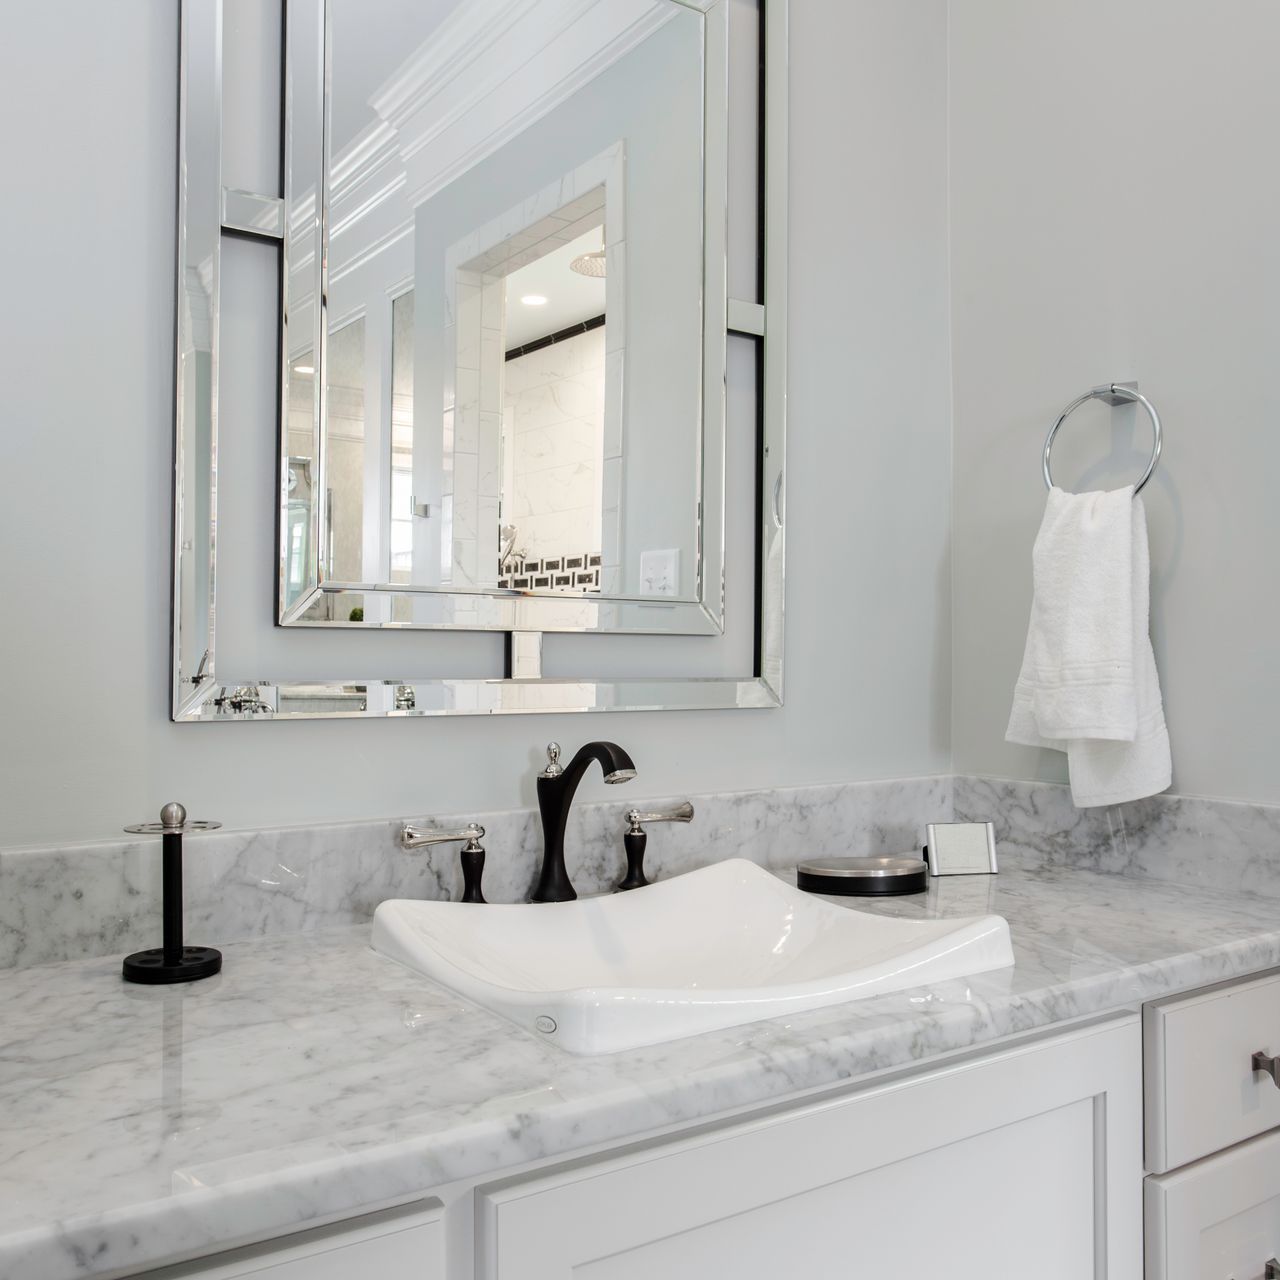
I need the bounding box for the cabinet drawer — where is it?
[1146,1126,1280,1280]
[1146,969,1280,1173]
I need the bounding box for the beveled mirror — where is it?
[172,0,785,719]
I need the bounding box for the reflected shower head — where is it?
[570,249,606,278]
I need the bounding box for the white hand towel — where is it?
[1006,486,1171,808]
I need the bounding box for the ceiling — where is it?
[504,229,608,349]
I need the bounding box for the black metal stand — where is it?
[122,804,223,984]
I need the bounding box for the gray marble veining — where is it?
[956,775,1280,896]
[5,859,1280,1280]
[0,776,951,970]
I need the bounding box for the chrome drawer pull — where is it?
[1252,1051,1280,1087]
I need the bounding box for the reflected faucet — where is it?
[532,741,636,902]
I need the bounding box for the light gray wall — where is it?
[948,0,1280,803]
[0,0,953,849]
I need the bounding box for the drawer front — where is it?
[1146,969,1280,1173]
[1146,1127,1280,1280]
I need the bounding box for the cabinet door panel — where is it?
[480,1018,1141,1280]
[571,1099,1096,1280]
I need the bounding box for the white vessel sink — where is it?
[371,858,1013,1055]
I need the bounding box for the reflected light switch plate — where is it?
[639,549,679,596]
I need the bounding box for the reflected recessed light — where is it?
[294,364,315,375]
[520,295,548,307]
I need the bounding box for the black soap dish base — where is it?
[796,855,929,896]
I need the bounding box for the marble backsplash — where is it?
[0,776,951,970]
[6,773,1280,972]
[956,775,1280,897]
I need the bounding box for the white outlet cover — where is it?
[639,548,679,596]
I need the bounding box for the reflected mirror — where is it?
[282,0,723,629]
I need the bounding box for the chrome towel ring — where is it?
[1042,381,1162,495]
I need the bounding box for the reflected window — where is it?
[390,467,413,580]
[324,315,366,581]
[390,290,414,583]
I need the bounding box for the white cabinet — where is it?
[134,1200,445,1280]
[1146,1127,1280,1280]
[478,1017,1142,1280]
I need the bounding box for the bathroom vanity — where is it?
[7,860,1280,1280]
[137,1017,1140,1279]
[8,0,1280,1269]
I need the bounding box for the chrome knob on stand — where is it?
[121,803,223,984]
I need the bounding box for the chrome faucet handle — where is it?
[401,821,485,850]
[539,742,564,778]
[400,822,486,903]
[625,801,695,834]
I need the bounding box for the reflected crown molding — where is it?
[370,0,672,202]
[291,0,677,284]
[366,0,550,131]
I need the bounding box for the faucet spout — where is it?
[532,741,636,902]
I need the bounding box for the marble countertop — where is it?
[6,861,1280,1280]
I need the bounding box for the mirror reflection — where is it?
[284,0,713,619]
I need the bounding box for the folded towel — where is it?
[1007,486,1171,807]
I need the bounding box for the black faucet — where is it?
[532,741,636,902]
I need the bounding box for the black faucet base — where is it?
[531,854,578,903]
[461,845,487,904]
[617,829,650,891]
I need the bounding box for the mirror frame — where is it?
[171,0,786,720]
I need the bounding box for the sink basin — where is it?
[371,858,1013,1055]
